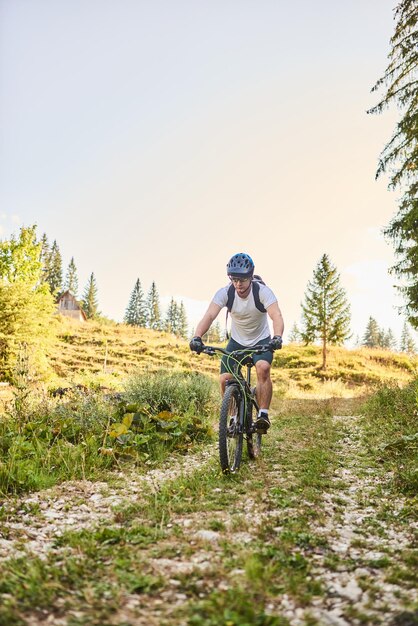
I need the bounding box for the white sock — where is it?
[258,409,268,417]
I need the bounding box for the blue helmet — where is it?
[227,253,255,278]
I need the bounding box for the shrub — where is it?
[362,378,418,494]
[107,370,217,461]
[0,371,217,496]
[124,369,217,418]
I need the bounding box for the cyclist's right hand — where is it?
[189,336,204,354]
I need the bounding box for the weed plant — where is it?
[124,369,217,417]
[361,377,418,494]
[0,370,217,497]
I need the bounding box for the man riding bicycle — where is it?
[189,253,284,432]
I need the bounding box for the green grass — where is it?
[0,405,343,624]
[361,378,418,495]
[0,370,216,496]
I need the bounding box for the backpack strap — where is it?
[225,283,235,339]
[226,283,235,312]
[252,281,267,313]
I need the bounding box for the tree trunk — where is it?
[322,337,327,370]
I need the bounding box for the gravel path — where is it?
[0,415,417,626]
[283,416,418,626]
[0,444,216,563]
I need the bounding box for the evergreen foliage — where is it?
[82,273,99,319]
[400,320,416,353]
[124,278,147,327]
[64,257,79,297]
[177,301,189,339]
[164,298,179,335]
[369,1,418,327]
[362,319,399,351]
[40,233,51,286]
[146,281,162,331]
[288,322,301,343]
[0,225,56,381]
[363,317,381,348]
[301,254,351,368]
[163,298,189,338]
[381,328,398,351]
[203,321,223,344]
[48,240,63,294]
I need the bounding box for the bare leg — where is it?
[255,360,272,410]
[220,373,233,395]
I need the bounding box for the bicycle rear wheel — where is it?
[246,390,262,460]
[219,385,243,474]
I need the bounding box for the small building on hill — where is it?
[56,291,87,322]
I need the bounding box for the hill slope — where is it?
[46,317,415,397]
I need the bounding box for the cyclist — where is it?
[189,252,284,432]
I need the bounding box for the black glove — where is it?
[269,335,283,351]
[189,336,204,354]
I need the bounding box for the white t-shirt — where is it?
[212,283,278,346]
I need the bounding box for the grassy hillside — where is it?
[43,317,416,398]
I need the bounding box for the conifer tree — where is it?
[363,317,381,348]
[82,273,99,319]
[382,328,398,351]
[146,281,162,331]
[48,240,63,294]
[64,257,79,297]
[203,320,222,344]
[164,298,179,334]
[288,322,301,343]
[301,254,351,369]
[124,278,147,327]
[400,320,416,353]
[177,301,189,339]
[40,233,51,285]
[369,1,418,327]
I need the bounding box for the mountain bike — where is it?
[201,344,273,474]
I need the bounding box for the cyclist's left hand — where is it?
[269,335,283,351]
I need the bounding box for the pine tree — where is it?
[177,301,189,339]
[387,328,398,351]
[382,328,398,351]
[363,317,381,348]
[369,1,418,328]
[146,281,162,331]
[203,320,223,344]
[301,254,351,369]
[400,320,416,353]
[48,240,63,294]
[82,273,99,319]
[288,322,301,343]
[164,298,178,334]
[64,257,79,297]
[40,233,51,286]
[124,278,147,327]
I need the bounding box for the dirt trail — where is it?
[0,413,417,626]
[0,445,216,562]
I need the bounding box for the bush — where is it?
[124,369,217,418]
[0,371,217,496]
[107,370,217,461]
[362,378,418,494]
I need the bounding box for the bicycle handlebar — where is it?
[201,344,273,357]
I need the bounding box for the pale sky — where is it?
[0,0,412,345]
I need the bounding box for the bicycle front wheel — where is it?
[219,385,243,474]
